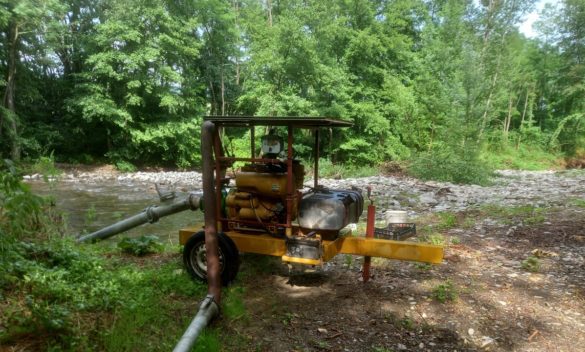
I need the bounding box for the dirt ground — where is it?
[215,205,585,352]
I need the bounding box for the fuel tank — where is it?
[298,188,363,239]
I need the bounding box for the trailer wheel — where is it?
[183,231,239,285]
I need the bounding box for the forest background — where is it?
[1,0,584,184]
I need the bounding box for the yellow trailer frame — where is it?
[179,227,443,266]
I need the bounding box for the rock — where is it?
[468,328,475,336]
[480,336,495,348]
[420,192,439,205]
[397,343,407,350]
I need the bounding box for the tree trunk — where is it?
[3,19,20,161]
[221,69,225,116]
[267,0,273,27]
[504,95,514,141]
[516,88,531,150]
[233,0,240,86]
[478,69,499,140]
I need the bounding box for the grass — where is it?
[570,198,585,208]
[479,204,547,225]
[306,158,380,179]
[482,143,563,171]
[521,256,541,273]
[432,280,458,303]
[419,231,446,245]
[1,158,251,351]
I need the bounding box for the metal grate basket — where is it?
[374,223,416,241]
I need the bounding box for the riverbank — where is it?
[23,165,585,216]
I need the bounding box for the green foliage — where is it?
[432,280,458,303]
[0,160,52,240]
[399,316,415,330]
[482,140,562,170]
[436,212,458,230]
[312,158,380,179]
[114,160,137,173]
[117,235,163,256]
[192,330,221,352]
[521,256,541,273]
[409,146,493,185]
[223,286,247,321]
[29,152,62,182]
[1,0,584,170]
[420,233,445,246]
[570,198,585,208]
[84,204,97,227]
[415,262,432,271]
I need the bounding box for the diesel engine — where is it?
[224,132,364,240]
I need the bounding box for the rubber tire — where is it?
[183,231,240,285]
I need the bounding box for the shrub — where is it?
[118,235,164,256]
[521,256,541,272]
[432,280,458,303]
[408,146,493,185]
[115,160,137,172]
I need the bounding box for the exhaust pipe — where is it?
[77,193,202,243]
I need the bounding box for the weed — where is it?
[223,286,247,321]
[0,160,56,240]
[432,280,458,303]
[115,160,137,173]
[436,212,458,230]
[344,254,354,268]
[421,233,445,245]
[521,256,541,272]
[415,262,432,271]
[281,312,294,326]
[117,235,163,256]
[570,198,585,208]
[30,152,62,184]
[400,316,415,330]
[85,204,97,226]
[450,236,461,245]
[461,216,476,229]
[524,213,546,225]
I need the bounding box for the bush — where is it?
[408,146,493,185]
[118,235,164,256]
[115,160,137,172]
[0,159,55,240]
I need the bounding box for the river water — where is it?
[27,179,204,243]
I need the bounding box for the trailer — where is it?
[79,116,443,350]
